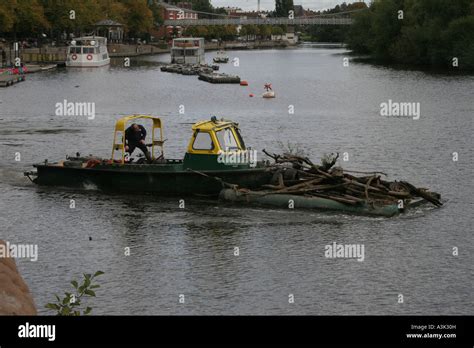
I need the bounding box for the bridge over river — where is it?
[164,16,353,26]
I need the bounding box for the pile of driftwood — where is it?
[259,150,442,207]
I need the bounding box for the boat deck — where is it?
[198,72,241,84]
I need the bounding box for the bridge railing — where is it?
[163,17,353,26]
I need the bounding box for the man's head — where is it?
[131,123,140,132]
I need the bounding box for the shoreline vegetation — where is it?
[1,0,473,72]
[346,0,474,72]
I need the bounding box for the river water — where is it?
[0,45,472,315]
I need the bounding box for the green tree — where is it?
[223,25,237,40]
[149,0,164,26]
[368,0,404,60]
[347,0,474,70]
[239,26,248,40]
[0,2,15,34]
[196,25,209,38]
[122,0,153,38]
[271,26,284,36]
[190,0,213,18]
[243,24,258,40]
[346,9,372,53]
[13,0,50,38]
[443,15,474,69]
[258,25,272,39]
[275,0,294,17]
[45,271,104,316]
[40,0,102,39]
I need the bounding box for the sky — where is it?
[210,0,365,11]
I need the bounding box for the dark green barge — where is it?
[25,115,272,196]
[30,161,271,195]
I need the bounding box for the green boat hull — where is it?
[32,163,272,196]
[219,189,405,217]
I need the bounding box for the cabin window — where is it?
[234,128,246,150]
[70,47,81,54]
[173,49,184,57]
[192,132,214,151]
[83,47,94,54]
[216,128,239,151]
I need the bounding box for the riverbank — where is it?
[0,240,37,315]
[7,40,293,64]
[351,55,474,75]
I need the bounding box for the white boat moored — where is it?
[66,36,110,67]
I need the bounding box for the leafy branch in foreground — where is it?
[45,271,104,316]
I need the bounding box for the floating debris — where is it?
[219,151,442,217]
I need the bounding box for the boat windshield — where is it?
[193,132,215,150]
[216,128,240,151]
[69,47,97,54]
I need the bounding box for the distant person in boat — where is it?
[125,123,152,163]
[1,50,6,68]
[264,83,272,91]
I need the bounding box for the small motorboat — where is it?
[66,36,110,67]
[25,115,271,196]
[0,65,28,75]
[213,50,229,63]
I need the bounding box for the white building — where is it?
[271,27,298,45]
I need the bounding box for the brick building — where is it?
[157,2,198,38]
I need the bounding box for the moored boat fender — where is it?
[85,159,101,168]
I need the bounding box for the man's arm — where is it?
[140,125,147,140]
[125,127,131,144]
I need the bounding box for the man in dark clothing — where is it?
[1,49,6,68]
[125,123,152,163]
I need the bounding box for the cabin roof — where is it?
[192,118,237,132]
[114,115,162,132]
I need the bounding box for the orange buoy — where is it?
[240,80,249,86]
[249,93,254,97]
